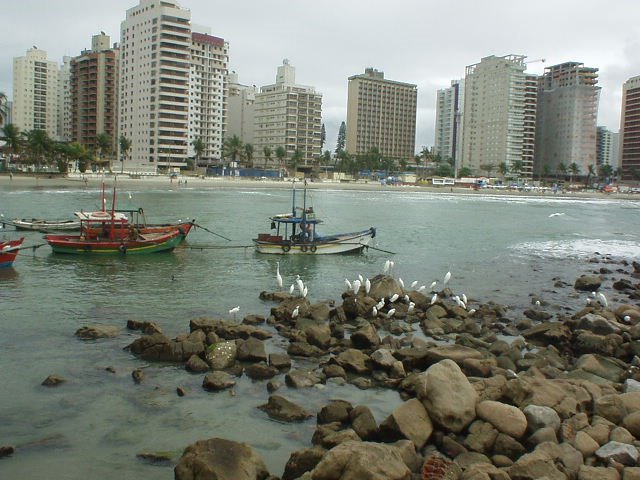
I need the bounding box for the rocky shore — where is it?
[8,258,640,479]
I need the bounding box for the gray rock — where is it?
[285,368,323,388]
[75,325,120,339]
[574,274,602,291]
[245,362,279,380]
[379,398,433,449]
[258,395,312,422]
[350,405,378,441]
[185,354,210,373]
[282,447,326,480]
[595,441,640,466]
[523,404,562,433]
[205,340,237,370]
[334,349,370,374]
[477,400,528,438]
[202,371,235,391]
[317,400,352,425]
[236,337,267,362]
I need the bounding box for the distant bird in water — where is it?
[548,212,565,218]
[229,306,240,320]
[276,262,283,290]
[171,274,175,281]
[443,272,451,286]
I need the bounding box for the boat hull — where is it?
[0,238,25,267]
[45,230,183,255]
[254,228,375,255]
[10,218,80,232]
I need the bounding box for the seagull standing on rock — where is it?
[443,272,452,286]
[431,293,438,305]
[229,306,240,321]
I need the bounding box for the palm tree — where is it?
[511,160,524,178]
[599,164,614,184]
[263,146,272,168]
[585,164,596,188]
[95,133,111,172]
[498,162,509,179]
[291,149,303,175]
[568,162,580,185]
[479,163,495,178]
[119,135,132,174]
[192,137,204,173]
[68,142,90,173]
[275,146,286,174]
[243,143,254,168]
[1,123,21,168]
[24,129,51,173]
[223,135,243,170]
[557,162,567,181]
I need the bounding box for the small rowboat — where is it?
[0,237,25,267]
[9,218,80,233]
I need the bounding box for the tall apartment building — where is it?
[434,79,464,165]
[346,68,417,161]
[227,72,256,144]
[71,33,119,153]
[253,60,322,166]
[521,74,539,178]
[534,62,600,177]
[620,76,640,181]
[58,56,73,142]
[596,127,619,169]
[188,30,228,166]
[119,0,191,173]
[460,55,534,178]
[12,47,59,139]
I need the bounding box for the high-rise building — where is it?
[597,126,619,169]
[58,56,73,142]
[434,79,464,165]
[346,68,417,162]
[188,30,228,166]
[253,60,322,167]
[227,72,256,145]
[534,62,600,177]
[620,75,640,181]
[119,0,191,173]
[70,34,119,153]
[12,47,59,139]
[522,74,539,178]
[460,55,533,178]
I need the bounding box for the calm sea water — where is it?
[1,182,639,479]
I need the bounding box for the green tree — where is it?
[95,133,111,172]
[542,164,551,181]
[275,146,286,173]
[320,123,326,151]
[458,166,472,178]
[568,162,580,184]
[557,162,567,180]
[263,146,272,168]
[511,160,524,177]
[192,137,205,173]
[1,123,21,167]
[585,164,596,188]
[321,150,331,164]
[119,135,132,174]
[291,149,303,174]
[498,161,509,178]
[223,135,243,168]
[434,163,455,177]
[24,129,51,172]
[479,163,495,177]
[243,143,254,168]
[599,164,614,183]
[335,121,346,154]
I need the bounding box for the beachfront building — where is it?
[118,0,191,173]
[188,30,228,167]
[253,60,322,168]
[346,68,417,162]
[459,54,535,179]
[620,75,640,181]
[534,62,600,178]
[597,127,620,169]
[70,33,119,153]
[12,47,59,140]
[434,79,464,167]
[227,72,256,145]
[58,56,73,142]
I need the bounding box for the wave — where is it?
[512,238,640,259]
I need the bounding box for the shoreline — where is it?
[0,173,638,200]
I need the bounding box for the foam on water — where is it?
[512,238,640,259]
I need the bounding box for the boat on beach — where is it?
[0,237,25,267]
[253,183,376,255]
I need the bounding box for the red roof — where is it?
[192,32,225,47]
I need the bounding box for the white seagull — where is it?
[443,272,452,286]
[389,293,399,303]
[376,299,385,310]
[345,279,352,290]
[411,280,418,288]
[276,262,283,290]
[229,306,240,320]
[358,274,364,283]
[398,277,405,289]
[371,306,378,316]
[431,293,438,305]
[386,308,396,318]
[417,285,427,293]
[289,284,295,295]
[365,278,371,295]
[430,281,437,291]
[408,302,415,313]
[352,279,361,295]
[291,305,300,319]
[383,260,391,274]
[597,292,608,308]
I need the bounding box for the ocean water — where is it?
[1,183,639,479]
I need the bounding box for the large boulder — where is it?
[236,337,267,362]
[367,275,404,301]
[379,398,433,449]
[334,349,370,374]
[205,341,237,370]
[282,447,326,480]
[419,359,478,433]
[476,400,528,438]
[574,275,602,292]
[127,332,205,362]
[595,441,640,466]
[75,325,120,339]
[309,441,411,480]
[174,437,269,480]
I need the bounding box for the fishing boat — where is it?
[44,186,185,255]
[0,237,24,267]
[253,183,376,255]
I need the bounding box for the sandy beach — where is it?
[0,172,638,200]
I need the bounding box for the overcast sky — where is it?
[2,0,639,152]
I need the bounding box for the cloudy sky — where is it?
[2,0,639,152]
